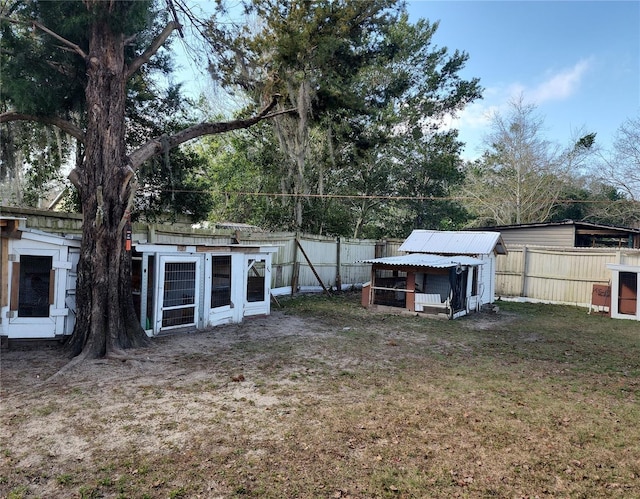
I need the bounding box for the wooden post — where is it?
[291,234,299,296]
[335,237,342,292]
[520,246,528,297]
[406,272,416,311]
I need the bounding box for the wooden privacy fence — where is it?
[495,246,640,306]
[0,206,394,294]
[5,207,640,305]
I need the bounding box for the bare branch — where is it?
[1,15,87,58]
[45,60,76,78]
[125,21,181,80]
[130,98,296,169]
[0,111,85,143]
[31,19,88,59]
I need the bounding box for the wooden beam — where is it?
[295,238,332,297]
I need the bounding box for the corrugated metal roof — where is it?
[398,230,507,255]
[361,253,485,268]
[477,220,640,234]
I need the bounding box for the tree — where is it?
[204,1,481,235]
[0,0,291,360]
[549,179,635,226]
[593,116,640,225]
[460,97,595,226]
[608,116,640,201]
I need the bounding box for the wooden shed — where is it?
[132,241,279,336]
[361,230,507,319]
[478,221,640,249]
[0,217,81,340]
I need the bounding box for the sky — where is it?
[174,1,639,160]
[405,1,640,159]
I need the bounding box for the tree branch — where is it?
[0,112,85,143]
[31,20,88,59]
[129,97,296,169]
[125,21,181,80]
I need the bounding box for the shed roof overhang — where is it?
[361,253,485,269]
[606,263,640,273]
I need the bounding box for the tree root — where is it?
[44,349,93,383]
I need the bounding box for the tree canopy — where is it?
[200,0,481,236]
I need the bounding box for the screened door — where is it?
[244,256,270,317]
[156,256,201,332]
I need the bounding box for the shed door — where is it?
[156,256,200,332]
[14,255,53,318]
[8,249,69,338]
[617,272,638,316]
[244,256,269,317]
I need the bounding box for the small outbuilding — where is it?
[361,230,507,319]
[476,220,640,249]
[605,263,640,321]
[132,241,279,336]
[0,216,280,341]
[0,217,81,340]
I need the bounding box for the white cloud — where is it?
[529,59,592,104]
[434,59,594,160]
[443,59,593,131]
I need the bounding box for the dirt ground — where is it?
[3,308,399,498]
[1,298,639,498]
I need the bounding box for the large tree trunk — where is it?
[66,18,148,358]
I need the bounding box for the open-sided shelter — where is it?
[476,221,640,249]
[361,230,507,319]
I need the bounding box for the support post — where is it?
[291,233,299,296]
[336,237,342,292]
[520,246,528,297]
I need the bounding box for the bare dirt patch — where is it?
[2,296,639,498]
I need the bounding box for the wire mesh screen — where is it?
[162,261,197,328]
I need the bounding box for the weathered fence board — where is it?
[496,246,640,306]
[5,206,639,306]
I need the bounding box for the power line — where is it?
[151,188,639,204]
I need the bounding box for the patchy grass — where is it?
[1,293,639,498]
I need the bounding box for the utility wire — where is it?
[150,189,639,204]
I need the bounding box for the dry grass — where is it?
[1,293,639,498]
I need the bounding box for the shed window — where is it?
[18,255,52,317]
[211,256,232,308]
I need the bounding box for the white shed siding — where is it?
[477,254,496,303]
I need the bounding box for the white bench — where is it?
[414,293,448,312]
